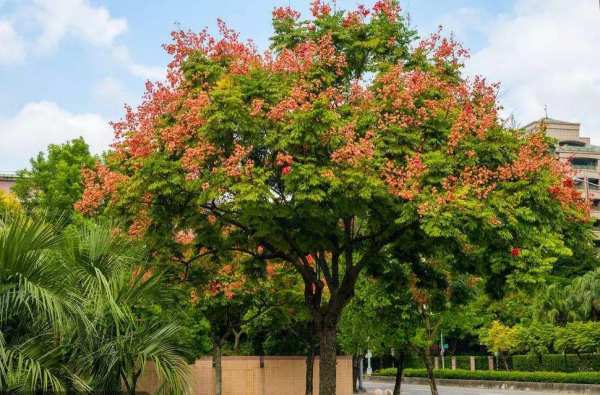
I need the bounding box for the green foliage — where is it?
[555,321,600,354]
[0,215,194,393]
[376,368,600,384]
[13,138,96,222]
[513,353,600,372]
[515,321,556,358]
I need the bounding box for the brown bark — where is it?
[213,342,223,395]
[422,350,439,395]
[318,324,338,395]
[305,347,315,395]
[502,353,510,371]
[358,355,366,392]
[393,352,405,395]
[352,354,359,393]
[233,329,243,354]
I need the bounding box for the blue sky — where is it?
[1,0,599,171]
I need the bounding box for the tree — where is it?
[0,213,83,392]
[13,137,96,222]
[0,214,192,393]
[554,321,600,354]
[515,321,555,363]
[340,272,420,395]
[76,1,588,393]
[480,321,520,370]
[62,223,191,394]
[244,273,318,395]
[0,190,21,214]
[339,276,387,394]
[190,256,280,395]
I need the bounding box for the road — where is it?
[363,381,552,395]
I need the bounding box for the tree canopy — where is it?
[75,1,589,393]
[13,137,96,222]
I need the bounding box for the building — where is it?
[524,118,600,238]
[0,172,17,193]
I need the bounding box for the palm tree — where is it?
[63,222,191,394]
[1,213,191,394]
[0,212,87,392]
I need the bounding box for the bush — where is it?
[374,368,600,384]
[513,353,600,372]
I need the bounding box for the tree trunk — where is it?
[358,355,365,392]
[502,353,510,371]
[393,352,405,395]
[233,329,243,354]
[214,342,223,395]
[318,324,338,395]
[352,354,359,394]
[306,347,315,395]
[422,350,439,395]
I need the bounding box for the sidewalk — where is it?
[364,376,600,394]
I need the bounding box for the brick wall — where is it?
[137,355,353,395]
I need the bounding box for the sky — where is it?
[1,0,599,171]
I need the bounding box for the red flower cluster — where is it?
[174,228,196,245]
[181,143,217,180]
[222,144,254,178]
[272,6,301,21]
[372,0,401,22]
[275,152,294,167]
[75,164,128,214]
[331,128,375,166]
[383,154,427,200]
[310,0,331,17]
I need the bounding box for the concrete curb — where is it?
[369,375,600,394]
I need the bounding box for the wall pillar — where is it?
[470,356,475,371]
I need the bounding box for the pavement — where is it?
[362,381,553,395]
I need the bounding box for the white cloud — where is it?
[2,0,162,80]
[111,45,164,81]
[92,76,127,103]
[0,101,113,170]
[0,20,26,64]
[465,0,600,142]
[31,0,127,52]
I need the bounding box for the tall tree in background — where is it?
[13,137,95,222]
[76,1,590,393]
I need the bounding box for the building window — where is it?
[571,158,598,170]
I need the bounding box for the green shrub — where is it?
[374,368,600,384]
[512,353,600,372]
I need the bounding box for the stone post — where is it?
[434,357,439,369]
[470,356,476,371]
[451,356,456,370]
[366,350,373,376]
[488,355,494,371]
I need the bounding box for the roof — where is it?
[523,117,581,129]
[0,172,17,180]
[557,144,600,153]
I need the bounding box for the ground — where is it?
[363,381,552,395]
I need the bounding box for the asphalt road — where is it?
[363,381,552,395]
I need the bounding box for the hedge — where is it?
[512,353,600,372]
[374,368,600,384]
